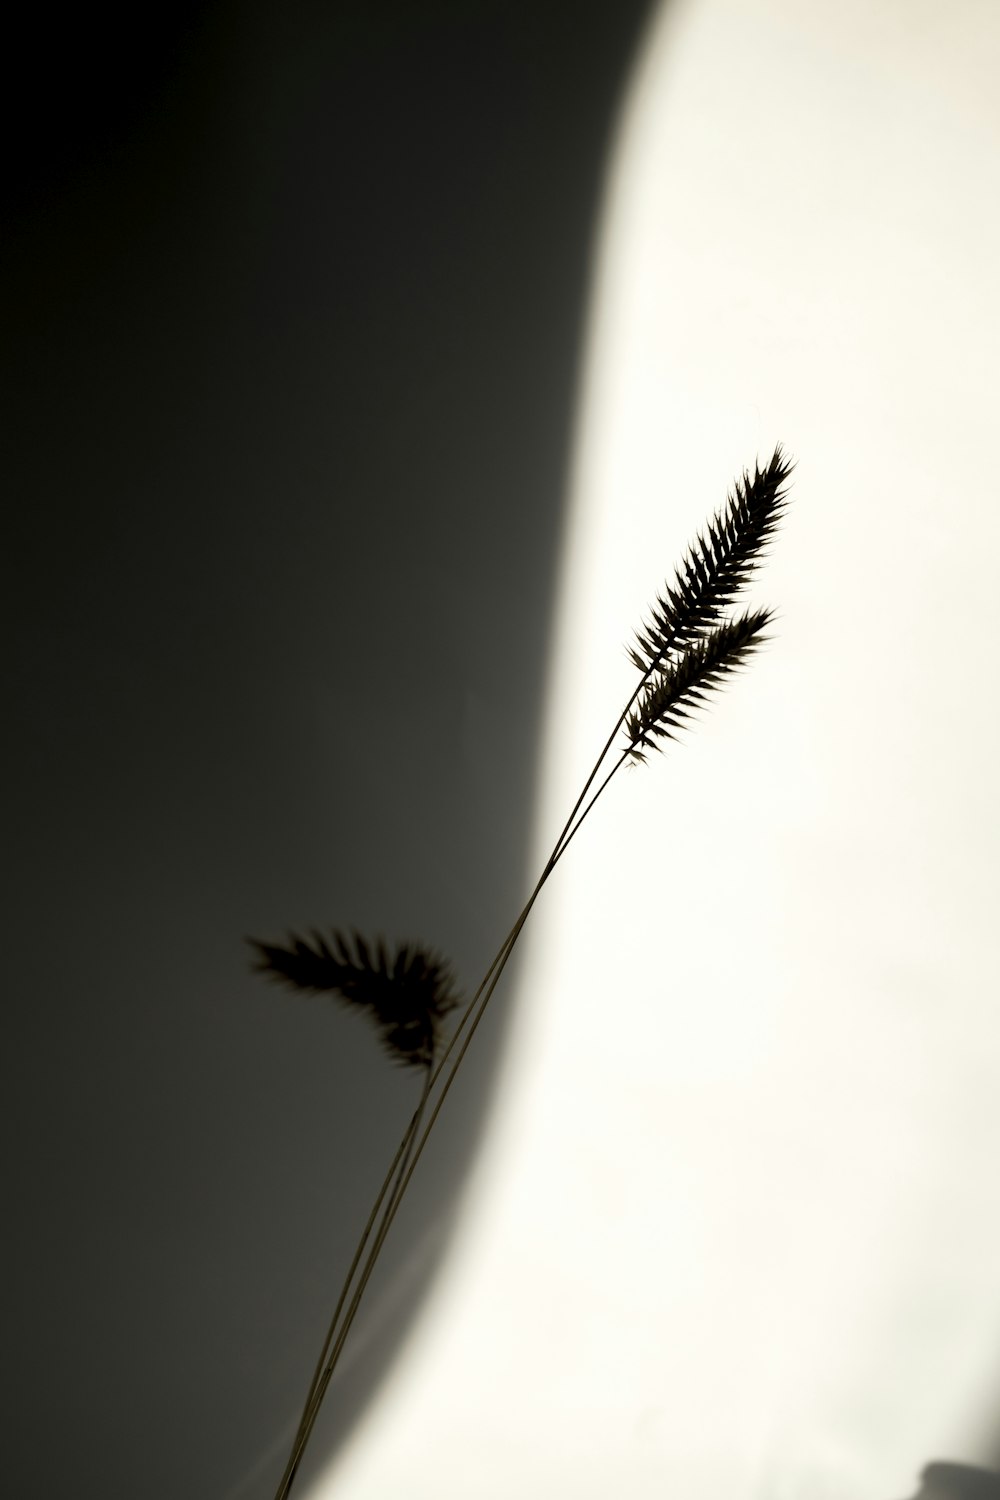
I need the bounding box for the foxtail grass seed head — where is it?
[625,608,774,763]
[248,930,461,1070]
[628,444,792,675]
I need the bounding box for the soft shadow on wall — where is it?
[1,3,655,1497]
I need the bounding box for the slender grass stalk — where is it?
[251,445,794,1497]
[303,604,779,1416]
[273,1066,432,1500]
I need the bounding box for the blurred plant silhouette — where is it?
[249,931,460,1071]
[250,444,794,1497]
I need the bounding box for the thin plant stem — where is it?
[545,749,629,876]
[284,1061,437,1489]
[272,1067,432,1500]
[425,643,666,1091]
[280,694,649,1490]
[263,449,793,1494]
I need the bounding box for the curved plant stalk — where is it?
[273,1065,432,1500]
[301,604,779,1422]
[253,446,794,1497]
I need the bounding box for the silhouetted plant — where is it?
[249,931,460,1070]
[625,608,773,763]
[251,444,794,1498]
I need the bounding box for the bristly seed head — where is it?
[625,608,774,763]
[628,444,793,676]
[247,930,461,1070]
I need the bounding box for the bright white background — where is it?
[319,1,1000,1495]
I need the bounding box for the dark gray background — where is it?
[2,2,653,1496]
